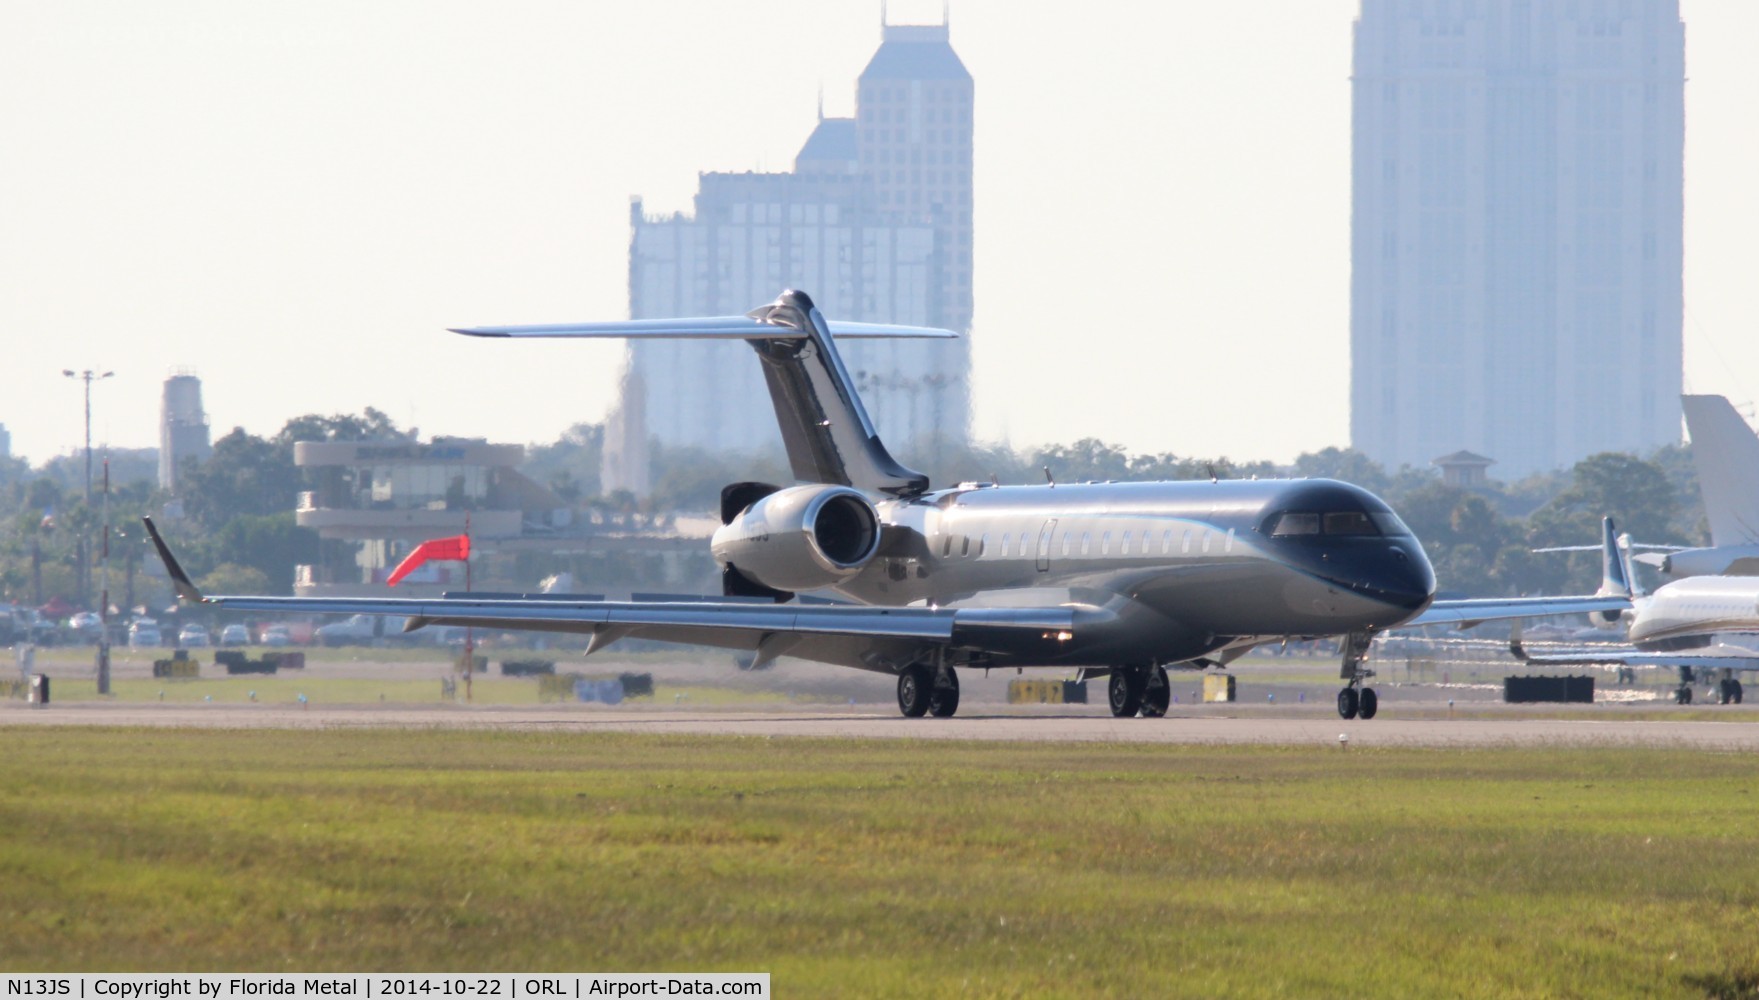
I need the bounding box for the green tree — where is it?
[176,429,303,531]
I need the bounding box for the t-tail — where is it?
[1591,515,1633,628]
[1682,394,1759,547]
[451,289,954,498]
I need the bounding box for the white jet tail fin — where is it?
[452,290,957,497]
[1683,395,1759,546]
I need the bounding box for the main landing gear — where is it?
[1107,665,1171,718]
[1718,675,1745,706]
[1337,630,1380,721]
[897,663,961,718]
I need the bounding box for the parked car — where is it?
[316,614,410,646]
[261,625,293,647]
[68,611,104,644]
[128,619,163,648]
[178,623,211,648]
[219,624,250,647]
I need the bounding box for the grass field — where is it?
[1,731,1756,996]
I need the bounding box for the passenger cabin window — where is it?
[1121,530,1132,555]
[1101,531,1111,555]
[1162,530,1172,554]
[1225,528,1236,552]
[1000,533,1011,556]
[1081,532,1091,556]
[1062,533,1072,556]
[942,535,954,556]
[1182,530,1192,554]
[961,536,970,557]
[979,534,988,557]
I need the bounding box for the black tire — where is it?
[929,668,961,718]
[1736,681,1745,705]
[1720,680,1732,706]
[1108,669,1145,718]
[1337,687,1359,720]
[897,665,932,718]
[1358,687,1379,720]
[1679,685,1693,706]
[1140,666,1171,718]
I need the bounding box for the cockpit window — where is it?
[1371,512,1413,536]
[1324,511,1378,536]
[1269,512,1321,536]
[1268,509,1405,538]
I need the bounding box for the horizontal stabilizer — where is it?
[450,317,957,340]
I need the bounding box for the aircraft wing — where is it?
[1403,595,1632,629]
[143,518,1068,669]
[1509,630,1759,672]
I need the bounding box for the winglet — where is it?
[1508,620,1532,663]
[141,516,205,604]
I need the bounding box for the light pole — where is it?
[62,368,114,502]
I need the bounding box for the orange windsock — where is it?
[386,534,471,587]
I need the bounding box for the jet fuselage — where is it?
[825,477,1436,667]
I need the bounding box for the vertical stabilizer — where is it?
[1683,395,1759,546]
[744,290,931,497]
[1597,517,1632,599]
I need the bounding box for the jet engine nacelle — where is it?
[711,484,882,593]
[1658,545,1759,581]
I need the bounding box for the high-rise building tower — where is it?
[159,370,212,491]
[1350,0,1684,478]
[606,17,973,496]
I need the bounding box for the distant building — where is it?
[291,436,714,598]
[292,438,562,597]
[606,17,973,495]
[0,422,10,460]
[1433,449,1495,490]
[1350,1,1685,477]
[159,371,212,491]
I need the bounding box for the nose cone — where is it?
[1361,540,1437,612]
[1291,539,1435,617]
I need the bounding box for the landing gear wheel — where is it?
[1337,687,1360,720]
[1140,666,1171,718]
[1736,680,1745,705]
[1358,687,1379,720]
[897,665,933,718]
[929,668,961,718]
[1109,669,1145,718]
[1720,679,1733,705]
[1675,684,1693,706]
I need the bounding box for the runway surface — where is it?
[6,701,1759,748]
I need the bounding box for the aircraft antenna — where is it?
[1043,466,1055,488]
[1206,463,1218,483]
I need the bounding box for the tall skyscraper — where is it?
[159,370,212,491]
[1350,0,1684,478]
[607,18,973,494]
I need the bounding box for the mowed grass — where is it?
[1,732,1756,997]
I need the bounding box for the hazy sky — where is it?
[3,0,1756,468]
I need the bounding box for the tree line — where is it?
[0,413,1706,612]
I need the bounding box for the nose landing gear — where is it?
[1337,630,1380,720]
